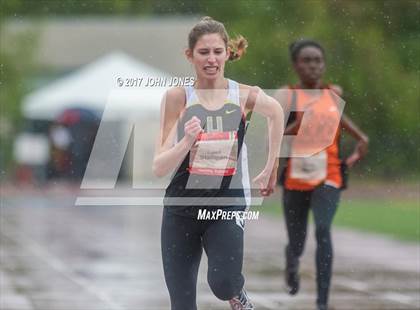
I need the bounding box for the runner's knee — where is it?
[315,225,331,245]
[208,273,243,300]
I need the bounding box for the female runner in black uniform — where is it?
[153,17,283,310]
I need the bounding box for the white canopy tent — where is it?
[19,52,178,183]
[23,51,173,121]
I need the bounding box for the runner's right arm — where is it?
[152,88,202,177]
[274,86,303,136]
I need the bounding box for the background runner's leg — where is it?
[311,184,341,307]
[283,189,311,263]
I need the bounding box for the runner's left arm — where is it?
[331,84,369,167]
[341,114,369,167]
[244,86,284,196]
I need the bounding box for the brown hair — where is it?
[188,16,248,61]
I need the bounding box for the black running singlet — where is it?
[164,79,251,217]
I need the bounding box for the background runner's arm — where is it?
[341,114,369,159]
[274,86,301,136]
[152,88,198,177]
[284,117,302,135]
[331,84,369,164]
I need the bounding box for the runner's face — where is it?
[294,46,325,84]
[188,33,229,81]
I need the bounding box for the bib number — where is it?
[290,150,327,181]
[189,131,238,176]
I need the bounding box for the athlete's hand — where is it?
[253,169,275,197]
[184,116,203,145]
[356,137,369,158]
[346,137,368,168]
[266,168,278,196]
[346,151,361,168]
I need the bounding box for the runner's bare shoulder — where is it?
[162,87,187,120]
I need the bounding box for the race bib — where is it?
[290,150,327,181]
[189,131,238,176]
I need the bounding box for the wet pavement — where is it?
[1,186,419,310]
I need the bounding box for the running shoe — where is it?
[229,289,254,310]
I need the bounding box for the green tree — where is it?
[0,2,37,177]
[1,0,418,178]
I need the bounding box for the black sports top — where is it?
[163,79,251,217]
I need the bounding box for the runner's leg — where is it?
[203,217,245,300]
[161,209,203,310]
[283,189,311,267]
[311,184,341,307]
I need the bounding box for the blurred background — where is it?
[0,1,419,309]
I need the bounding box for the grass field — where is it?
[262,199,420,242]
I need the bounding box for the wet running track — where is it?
[1,185,419,310]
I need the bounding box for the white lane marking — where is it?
[379,292,418,307]
[250,293,281,308]
[334,276,419,307]
[334,277,369,292]
[1,223,125,310]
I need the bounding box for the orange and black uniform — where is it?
[280,85,347,307]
